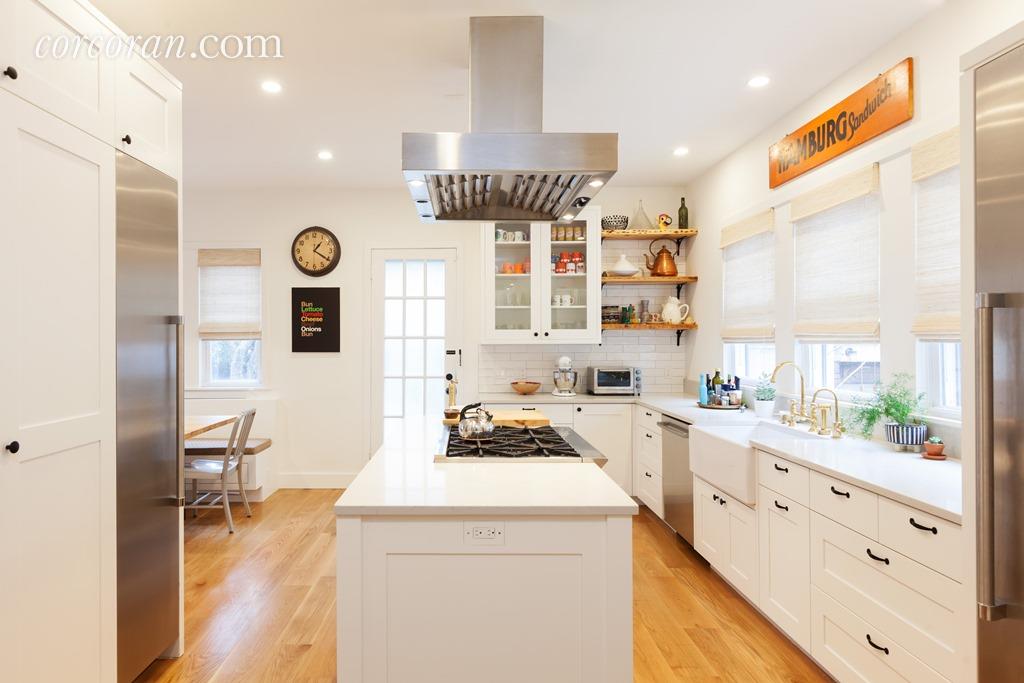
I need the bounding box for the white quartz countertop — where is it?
[334,417,638,517]
[749,429,963,524]
[477,392,761,426]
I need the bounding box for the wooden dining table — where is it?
[183,415,237,439]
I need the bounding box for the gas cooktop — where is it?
[444,426,582,459]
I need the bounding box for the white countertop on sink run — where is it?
[749,429,963,524]
[334,416,639,517]
[477,392,761,426]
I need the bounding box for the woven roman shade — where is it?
[198,249,262,339]
[793,194,880,340]
[790,163,879,222]
[721,212,774,340]
[720,208,774,248]
[912,166,961,337]
[911,127,960,182]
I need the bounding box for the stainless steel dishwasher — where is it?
[659,415,693,544]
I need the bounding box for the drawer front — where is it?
[809,470,878,538]
[810,513,959,678]
[757,450,809,505]
[811,587,949,683]
[638,429,662,476]
[878,497,963,582]
[485,403,574,426]
[638,468,663,519]
[758,486,811,650]
[636,406,662,434]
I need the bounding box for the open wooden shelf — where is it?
[601,321,697,346]
[601,274,697,296]
[601,229,698,241]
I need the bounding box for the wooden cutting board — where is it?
[442,408,550,428]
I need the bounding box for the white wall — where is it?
[684,0,1024,438]
[183,184,684,486]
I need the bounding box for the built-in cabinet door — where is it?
[540,206,601,344]
[0,89,117,683]
[758,485,811,650]
[0,0,116,142]
[723,493,758,603]
[572,403,632,493]
[482,222,542,343]
[694,477,728,568]
[115,54,181,179]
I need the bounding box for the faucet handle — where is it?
[832,418,846,439]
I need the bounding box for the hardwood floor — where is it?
[137,490,829,682]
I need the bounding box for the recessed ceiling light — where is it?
[260,80,282,94]
[673,147,690,157]
[747,75,771,89]
[562,214,575,221]
[588,179,604,188]
[408,179,425,187]
[317,150,334,161]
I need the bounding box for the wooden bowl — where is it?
[510,381,541,395]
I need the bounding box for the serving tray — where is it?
[696,401,742,411]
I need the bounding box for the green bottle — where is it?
[678,197,689,229]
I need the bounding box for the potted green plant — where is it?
[848,373,927,451]
[753,373,776,418]
[924,436,946,460]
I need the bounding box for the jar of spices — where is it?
[556,225,566,241]
[573,225,585,241]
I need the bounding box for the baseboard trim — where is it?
[275,471,357,488]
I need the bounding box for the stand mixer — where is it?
[552,356,578,397]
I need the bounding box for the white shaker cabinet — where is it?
[0,0,117,141]
[115,55,182,179]
[0,88,118,683]
[758,485,811,650]
[694,476,758,604]
[481,205,601,344]
[572,403,632,493]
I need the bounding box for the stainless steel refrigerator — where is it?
[115,151,182,682]
[975,40,1024,683]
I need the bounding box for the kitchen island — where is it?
[334,417,638,683]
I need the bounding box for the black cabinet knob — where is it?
[533,332,539,337]
[3,66,18,80]
[121,134,132,145]
[4,441,19,454]
[576,406,582,413]
[543,332,549,337]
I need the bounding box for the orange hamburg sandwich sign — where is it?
[768,58,914,188]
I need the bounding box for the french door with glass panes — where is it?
[371,250,458,437]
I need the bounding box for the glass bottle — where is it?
[678,197,689,229]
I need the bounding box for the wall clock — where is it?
[291,226,340,276]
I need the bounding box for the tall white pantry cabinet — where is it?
[0,1,182,681]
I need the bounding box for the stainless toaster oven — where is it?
[584,367,641,395]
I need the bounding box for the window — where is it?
[918,340,962,414]
[911,129,961,417]
[724,342,776,380]
[720,209,775,380]
[198,248,262,386]
[382,259,448,418]
[798,341,881,396]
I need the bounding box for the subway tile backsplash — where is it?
[479,331,688,395]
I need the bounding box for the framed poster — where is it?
[292,287,340,352]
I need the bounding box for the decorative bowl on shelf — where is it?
[606,254,641,276]
[601,215,629,230]
[510,381,542,395]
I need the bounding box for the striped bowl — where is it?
[884,423,927,450]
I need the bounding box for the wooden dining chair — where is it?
[184,409,255,533]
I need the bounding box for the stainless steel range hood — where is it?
[402,17,618,223]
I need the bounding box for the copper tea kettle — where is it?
[644,240,678,277]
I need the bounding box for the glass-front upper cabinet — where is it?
[481,206,601,344]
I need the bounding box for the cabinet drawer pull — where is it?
[644,472,653,478]
[909,517,938,534]
[645,433,653,439]
[719,497,727,506]
[773,463,789,473]
[774,500,789,512]
[866,548,890,565]
[830,485,851,498]
[712,494,719,502]
[866,634,890,655]
[645,411,653,417]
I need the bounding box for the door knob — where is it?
[2,66,17,79]
[4,441,19,454]
[121,134,132,145]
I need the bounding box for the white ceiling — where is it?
[92,0,944,189]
